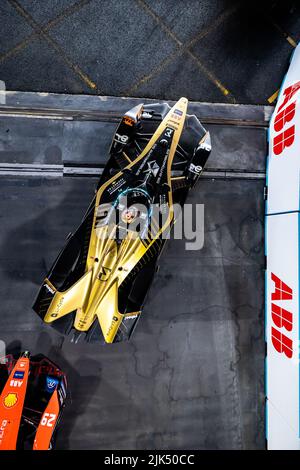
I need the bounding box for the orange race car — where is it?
[0,351,67,450]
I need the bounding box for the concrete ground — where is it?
[0,0,299,104]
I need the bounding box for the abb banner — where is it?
[266,44,300,450]
[266,214,299,449]
[267,45,300,215]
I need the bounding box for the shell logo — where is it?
[3,393,18,408]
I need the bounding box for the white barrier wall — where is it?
[266,43,300,450]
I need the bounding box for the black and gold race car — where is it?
[33,98,211,344]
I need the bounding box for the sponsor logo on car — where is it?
[0,419,8,445]
[3,393,18,408]
[45,283,55,294]
[46,377,59,393]
[13,370,24,379]
[189,163,202,174]
[124,314,138,321]
[9,380,23,388]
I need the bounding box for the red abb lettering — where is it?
[272,81,300,155]
[270,273,293,358]
[271,327,293,358]
[273,125,295,155]
[278,81,300,112]
[271,303,292,331]
[274,102,296,132]
[271,272,293,300]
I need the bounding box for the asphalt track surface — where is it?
[0,92,268,449]
[0,0,300,104]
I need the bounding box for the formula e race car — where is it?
[0,351,67,450]
[33,97,211,344]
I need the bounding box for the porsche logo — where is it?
[3,393,18,408]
